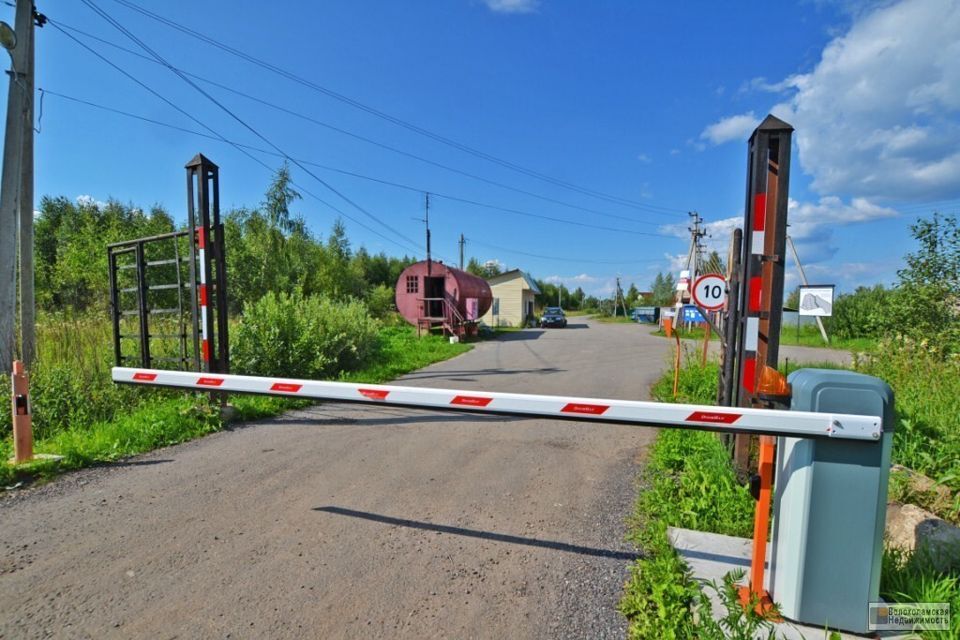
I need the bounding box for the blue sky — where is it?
[12,0,960,296]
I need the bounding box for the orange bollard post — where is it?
[738,435,779,617]
[11,360,33,464]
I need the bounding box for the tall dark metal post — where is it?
[185,164,200,371]
[135,242,151,368]
[719,228,742,407]
[185,153,228,380]
[735,115,793,404]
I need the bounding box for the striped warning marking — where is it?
[197,377,224,387]
[561,403,610,415]
[133,372,157,381]
[359,388,389,400]
[270,382,303,393]
[687,411,742,425]
[752,193,766,254]
[451,395,493,407]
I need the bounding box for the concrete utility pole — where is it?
[0,0,35,373]
[458,233,464,270]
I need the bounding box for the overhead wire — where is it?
[50,20,672,229]
[76,0,439,258]
[109,0,687,217]
[467,239,670,265]
[40,88,679,240]
[46,18,430,258]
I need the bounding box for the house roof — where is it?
[487,269,541,294]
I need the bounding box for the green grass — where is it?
[339,325,472,383]
[651,323,877,351]
[779,323,878,352]
[620,354,770,638]
[594,314,637,324]
[621,351,960,639]
[853,339,960,508]
[2,320,471,488]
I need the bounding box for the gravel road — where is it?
[1,317,677,640]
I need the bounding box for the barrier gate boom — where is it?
[113,367,881,441]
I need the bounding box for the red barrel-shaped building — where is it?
[395,261,492,337]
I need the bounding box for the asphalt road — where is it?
[1,317,681,640]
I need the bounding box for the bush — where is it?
[827,285,897,341]
[232,292,380,379]
[854,339,960,498]
[365,283,396,319]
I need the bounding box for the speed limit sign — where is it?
[692,273,727,311]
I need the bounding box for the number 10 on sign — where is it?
[692,274,727,311]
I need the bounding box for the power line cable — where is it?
[109,0,687,216]
[51,20,671,229]
[467,239,670,265]
[40,88,678,240]
[47,18,428,258]
[67,2,440,259]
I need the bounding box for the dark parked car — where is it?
[540,307,567,328]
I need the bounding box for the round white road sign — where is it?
[692,273,726,311]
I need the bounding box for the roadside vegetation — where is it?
[0,164,471,488]
[621,352,960,639]
[621,214,959,638]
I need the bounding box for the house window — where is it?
[406,275,419,294]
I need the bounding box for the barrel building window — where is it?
[406,275,419,294]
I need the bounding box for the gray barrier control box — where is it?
[770,369,894,634]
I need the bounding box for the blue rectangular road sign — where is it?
[682,305,705,323]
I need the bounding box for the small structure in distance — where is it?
[395,260,492,338]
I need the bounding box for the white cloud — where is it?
[768,0,960,201]
[483,0,539,14]
[76,194,107,208]
[700,112,761,145]
[636,153,652,163]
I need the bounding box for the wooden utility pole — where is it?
[18,2,34,368]
[0,0,35,373]
[458,233,464,270]
[423,192,431,275]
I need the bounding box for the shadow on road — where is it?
[229,409,523,430]
[562,323,589,329]
[401,366,563,381]
[494,330,545,342]
[314,506,638,561]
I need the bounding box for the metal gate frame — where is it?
[108,153,229,374]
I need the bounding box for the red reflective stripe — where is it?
[197,377,224,387]
[198,284,208,306]
[202,339,211,362]
[742,358,757,393]
[686,411,742,425]
[748,276,762,313]
[359,388,389,400]
[451,395,493,407]
[753,193,766,231]
[196,227,206,249]
[133,372,157,381]
[561,403,609,415]
[270,382,302,393]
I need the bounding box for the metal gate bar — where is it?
[112,367,882,441]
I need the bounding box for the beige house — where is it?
[481,269,541,327]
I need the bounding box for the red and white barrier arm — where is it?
[112,367,883,441]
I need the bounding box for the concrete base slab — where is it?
[668,527,909,639]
